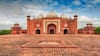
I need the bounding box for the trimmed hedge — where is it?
[0,30,11,35]
[95,27,100,34]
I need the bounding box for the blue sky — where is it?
[0,0,100,29]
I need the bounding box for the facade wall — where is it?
[11,12,78,34]
[27,16,77,34]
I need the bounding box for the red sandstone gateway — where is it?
[11,11,77,34]
[11,11,78,34]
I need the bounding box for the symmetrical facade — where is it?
[11,11,78,34]
[27,11,77,34]
[11,11,96,34]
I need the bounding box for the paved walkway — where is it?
[0,34,100,56]
[19,35,83,56]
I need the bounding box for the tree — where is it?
[0,30,11,35]
[95,27,100,34]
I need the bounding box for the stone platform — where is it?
[21,38,77,48]
[0,34,100,56]
[19,34,83,56]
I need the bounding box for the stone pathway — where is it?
[19,48,83,56]
[0,34,100,56]
[19,35,83,56]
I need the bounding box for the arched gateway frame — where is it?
[47,24,56,34]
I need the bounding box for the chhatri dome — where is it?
[61,13,67,18]
[47,11,57,17]
[37,14,43,18]
[87,21,92,24]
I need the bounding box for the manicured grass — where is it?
[0,30,11,35]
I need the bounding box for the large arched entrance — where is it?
[47,24,56,34]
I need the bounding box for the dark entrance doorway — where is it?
[17,31,19,34]
[47,24,56,34]
[50,29,54,34]
[36,29,40,34]
[64,29,68,34]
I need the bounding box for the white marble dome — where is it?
[47,11,57,17]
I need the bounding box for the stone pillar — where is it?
[74,15,78,34]
[27,16,31,34]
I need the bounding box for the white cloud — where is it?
[0,0,51,29]
[23,7,48,17]
[94,22,100,24]
[78,16,100,23]
[87,4,93,8]
[0,16,13,25]
[0,0,99,30]
[0,1,26,29]
[63,8,72,12]
[92,0,100,4]
[73,0,81,6]
[78,16,92,22]
[78,15,100,28]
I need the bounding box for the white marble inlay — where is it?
[38,41,59,45]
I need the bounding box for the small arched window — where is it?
[36,29,40,34]
[64,29,68,34]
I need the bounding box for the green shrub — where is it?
[0,30,11,35]
[95,27,100,34]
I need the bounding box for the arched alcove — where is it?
[36,29,40,34]
[47,24,56,34]
[64,29,68,34]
